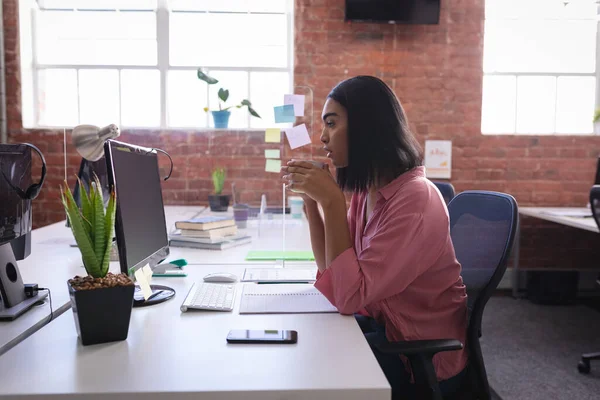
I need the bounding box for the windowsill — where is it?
[20,125,283,133]
[481,131,600,137]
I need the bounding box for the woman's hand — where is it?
[281,160,344,208]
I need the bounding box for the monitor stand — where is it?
[132,284,175,307]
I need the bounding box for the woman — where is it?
[281,76,468,399]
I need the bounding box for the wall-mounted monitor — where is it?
[345,0,441,24]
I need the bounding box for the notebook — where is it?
[169,235,251,250]
[170,226,239,241]
[242,268,317,283]
[239,283,337,314]
[245,250,315,261]
[175,216,235,231]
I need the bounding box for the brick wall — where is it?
[3,0,600,270]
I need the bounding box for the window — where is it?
[481,0,599,134]
[19,0,294,129]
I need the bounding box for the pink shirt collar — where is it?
[378,166,426,201]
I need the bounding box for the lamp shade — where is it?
[71,124,120,162]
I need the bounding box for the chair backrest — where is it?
[433,181,456,205]
[590,185,600,230]
[447,190,518,399]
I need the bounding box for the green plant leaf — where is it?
[91,177,106,276]
[218,88,229,103]
[594,108,600,123]
[76,176,93,237]
[241,99,251,106]
[61,183,99,276]
[248,107,261,118]
[101,190,116,277]
[197,69,218,84]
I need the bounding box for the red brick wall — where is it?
[4,0,600,270]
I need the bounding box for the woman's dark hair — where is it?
[328,76,423,193]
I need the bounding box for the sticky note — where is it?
[285,123,312,150]
[265,149,280,159]
[274,105,295,123]
[143,264,153,282]
[284,94,305,117]
[134,266,153,300]
[265,128,281,143]
[265,159,281,173]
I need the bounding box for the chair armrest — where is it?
[375,339,463,356]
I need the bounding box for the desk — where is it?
[512,207,598,297]
[0,206,206,356]
[0,265,390,399]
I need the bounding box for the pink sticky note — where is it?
[284,94,305,117]
[285,124,311,149]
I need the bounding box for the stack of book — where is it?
[169,216,252,250]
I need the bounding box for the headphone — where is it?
[1,143,47,200]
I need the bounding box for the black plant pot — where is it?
[68,283,135,346]
[208,194,231,212]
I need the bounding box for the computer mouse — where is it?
[203,272,238,283]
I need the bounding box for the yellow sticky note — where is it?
[265,128,281,143]
[142,264,153,283]
[265,149,280,159]
[134,267,153,300]
[265,159,281,173]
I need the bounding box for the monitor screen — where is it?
[345,0,440,24]
[104,140,169,276]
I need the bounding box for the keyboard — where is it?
[180,282,236,312]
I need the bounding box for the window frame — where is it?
[481,3,600,135]
[22,0,295,130]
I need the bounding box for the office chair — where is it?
[433,181,456,205]
[578,185,600,374]
[376,190,519,400]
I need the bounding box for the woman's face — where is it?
[320,98,348,168]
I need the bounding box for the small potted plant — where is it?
[208,167,231,212]
[594,108,600,134]
[61,175,135,346]
[197,68,261,129]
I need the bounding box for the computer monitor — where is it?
[0,144,33,260]
[104,139,175,307]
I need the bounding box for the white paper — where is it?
[284,94,305,117]
[285,123,311,149]
[239,283,337,314]
[424,140,452,179]
[134,266,153,300]
[242,268,316,282]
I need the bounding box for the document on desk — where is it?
[540,210,592,218]
[242,268,316,283]
[239,284,338,314]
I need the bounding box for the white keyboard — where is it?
[180,282,236,312]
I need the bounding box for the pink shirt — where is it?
[314,166,468,381]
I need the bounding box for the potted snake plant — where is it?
[61,175,135,346]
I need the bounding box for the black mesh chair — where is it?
[433,182,456,205]
[376,190,519,400]
[578,185,600,374]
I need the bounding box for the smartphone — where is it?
[226,329,298,344]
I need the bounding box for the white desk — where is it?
[512,206,598,297]
[0,265,390,399]
[0,206,206,356]
[519,207,597,233]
